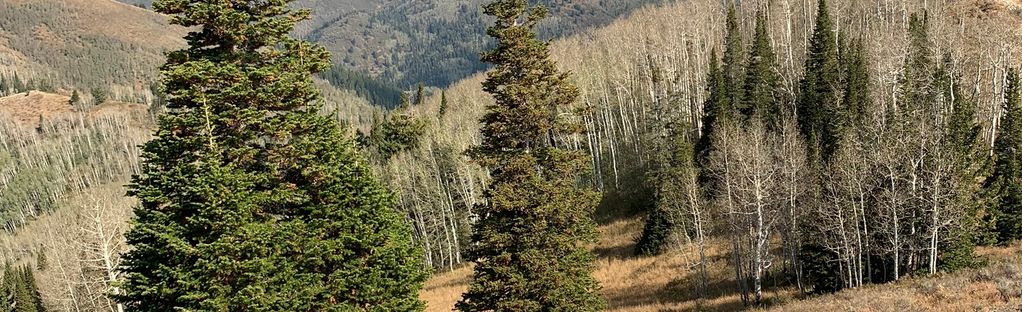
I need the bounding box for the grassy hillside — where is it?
[0,0,184,101]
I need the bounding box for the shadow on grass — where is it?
[600,244,798,311]
[594,187,652,225]
[604,274,791,311]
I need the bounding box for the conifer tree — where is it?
[414,83,426,106]
[722,5,744,109]
[91,87,107,105]
[901,13,934,114]
[457,0,604,310]
[696,49,728,160]
[989,68,1022,243]
[742,11,782,125]
[797,0,841,164]
[0,264,10,311]
[842,39,871,126]
[68,90,81,107]
[117,0,426,310]
[439,90,449,117]
[637,128,698,256]
[937,54,986,267]
[1,265,45,312]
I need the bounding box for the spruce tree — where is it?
[414,83,425,106]
[989,68,1022,243]
[901,13,934,114]
[91,87,107,105]
[457,1,604,310]
[797,0,841,164]
[742,11,782,125]
[68,90,80,107]
[696,49,728,161]
[1,265,45,312]
[842,39,871,127]
[439,90,449,117]
[938,54,985,267]
[1,264,13,312]
[117,0,426,310]
[722,5,744,109]
[637,128,697,256]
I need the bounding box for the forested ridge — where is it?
[2,0,1022,311]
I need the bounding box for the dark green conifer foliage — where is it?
[91,87,107,105]
[362,110,426,160]
[722,5,744,110]
[901,13,934,114]
[742,11,782,125]
[989,68,1022,243]
[1,265,45,312]
[414,83,426,106]
[797,0,841,164]
[439,90,449,117]
[457,0,604,310]
[842,39,871,127]
[637,129,696,256]
[937,54,986,268]
[68,90,81,107]
[117,0,426,310]
[1,264,9,311]
[696,49,728,160]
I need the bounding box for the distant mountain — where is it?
[117,0,668,89]
[0,0,184,101]
[299,0,670,88]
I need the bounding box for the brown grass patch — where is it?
[421,218,798,311]
[421,219,1022,312]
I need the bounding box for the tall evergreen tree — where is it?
[901,13,934,114]
[414,83,426,106]
[937,54,986,268]
[742,11,782,125]
[722,5,744,109]
[457,0,604,310]
[1,265,45,312]
[637,128,697,256]
[988,68,1022,243]
[439,90,449,117]
[842,39,871,127]
[697,49,728,160]
[797,0,841,164]
[117,0,426,310]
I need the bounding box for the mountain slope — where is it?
[304,0,670,88]
[0,0,184,100]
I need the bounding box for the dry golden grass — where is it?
[421,218,799,312]
[0,91,150,126]
[760,244,1022,312]
[421,218,1022,312]
[0,91,76,124]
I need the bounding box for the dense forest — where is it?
[2,0,1022,311]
